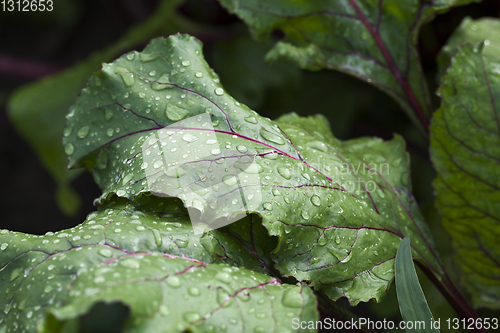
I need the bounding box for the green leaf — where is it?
[396,237,440,333]
[6,0,198,216]
[63,34,442,305]
[0,205,318,332]
[217,0,478,133]
[437,17,500,81]
[430,43,500,308]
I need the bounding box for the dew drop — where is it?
[195,72,203,78]
[164,166,187,178]
[188,286,201,296]
[140,53,159,62]
[335,234,341,244]
[63,126,73,137]
[310,195,321,206]
[152,229,163,247]
[263,152,278,160]
[166,104,189,121]
[64,143,75,155]
[141,162,148,169]
[107,128,114,137]
[281,288,303,308]
[139,92,146,98]
[166,276,181,288]
[307,141,328,152]
[115,66,135,87]
[44,285,53,293]
[126,53,135,61]
[77,126,90,138]
[340,252,352,263]
[222,175,238,186]
[215,272,232,283]
[211,148,221,155]
[183,311,200,322]
[301,210,310,220]
[277,167,291,180]
[215,88,224,95]
[149,70,156,76]
[105,108,114,121]
[152,73,174,90]
[401,174,408,186]
[236,145,247,153]
[263,202,273,211]
[94,276,105,283]
[0,243,8,251]
[120,258,140,269]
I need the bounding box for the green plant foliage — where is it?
[430,43,500,308]
[210,36,301,111]
[0,201,317,332]
[6,0,202,216]
[61,34,442,305]
[217,0,479,133]
[396,237,440,333]
[437,17,500,81]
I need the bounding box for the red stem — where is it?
[348,0,430,133]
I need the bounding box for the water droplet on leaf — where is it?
[282,288,303,308]
[77,126,90,138]
[65,143,75,155]
[166,104,189,121]
[277,167,291,180]
[311,195,321,206]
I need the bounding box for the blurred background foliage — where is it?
[1,0,498,332]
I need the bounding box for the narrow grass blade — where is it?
[396,237,440,333]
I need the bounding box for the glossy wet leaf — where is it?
[6,0,197,215]
[63,34,441,305]
[0,203,318,332]
[217,0,478,133]
[430,43,500,308]
[396,237,439,333]
[437,17,500,81]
